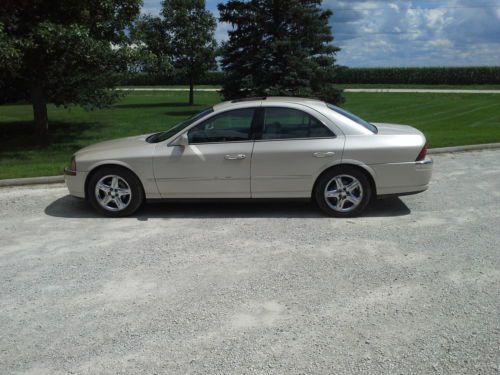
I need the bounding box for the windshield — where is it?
[146,107,214,143]
[327,104,378,133]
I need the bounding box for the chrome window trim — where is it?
[187,140,255,146]
[254,136,337,143]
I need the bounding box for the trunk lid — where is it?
[372,123,424,136]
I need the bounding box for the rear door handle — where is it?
[313,151,335,158]
[224,154,246,160]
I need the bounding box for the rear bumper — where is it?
[373,157,433,196]
[64,171,87,199]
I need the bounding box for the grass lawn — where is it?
[117,84,500,90]
[339,84,500,90]
[1,90,499,179]
[119,85,222,89]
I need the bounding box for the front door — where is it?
[153,108,257,198]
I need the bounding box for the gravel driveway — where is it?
[1,150,499,375]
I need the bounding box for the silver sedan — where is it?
[64,97,433,217]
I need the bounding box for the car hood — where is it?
[372,123,424,136]
[76,133,153,156]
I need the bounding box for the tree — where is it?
[161,0,217,105]
[0,0,141,143]
[130,14,173,77]
[218,0,344,104]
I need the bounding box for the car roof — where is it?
[213,96,327,112]
[211,96,376,136]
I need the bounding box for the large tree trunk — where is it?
[30,83,49,144]
[189,76,194,105]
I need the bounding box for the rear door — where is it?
[251,105,344,198]
[153,108,258,198]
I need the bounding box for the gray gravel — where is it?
[1,150,499,375]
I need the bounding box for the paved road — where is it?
[1,150,499,374]
[117,87,500,94]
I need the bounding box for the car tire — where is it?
[314,167,372,218]
[88,166,144,217]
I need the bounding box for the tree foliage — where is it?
[130,14,173,77]
[131,0,216,105]
[0,0,141,141]
[218,0,344,104]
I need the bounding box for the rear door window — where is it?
[262,107,334,140]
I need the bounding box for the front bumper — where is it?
[64,170,87,199]
[373,157,433,196]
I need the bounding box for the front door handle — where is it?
[224,154,246,160]
[313,151,335,158]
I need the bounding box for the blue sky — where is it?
[142,0,500,67]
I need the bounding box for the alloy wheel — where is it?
[324,174,364,213]
[94,175,132,212]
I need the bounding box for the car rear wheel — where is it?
[314,167,372,218]
[88,167,144,217]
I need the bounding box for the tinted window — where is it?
[262,108,334,140]
[327,104,378,133]
[188,108,255,144]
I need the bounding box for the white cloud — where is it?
[329,0,500,66]
[142,0,500,67]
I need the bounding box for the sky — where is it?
[141,0,500,67]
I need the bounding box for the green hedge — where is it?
[334,67,500,85]
[122,67,500,86]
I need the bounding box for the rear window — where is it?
[327,104,378,133]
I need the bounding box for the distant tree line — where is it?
[335,67,500,85]
[122,66,500,86]
[0,0,342,142]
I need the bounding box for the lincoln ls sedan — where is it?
[64,97,433,217]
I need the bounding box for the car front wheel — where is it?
[88,167,144,217]
[314,167,372,218]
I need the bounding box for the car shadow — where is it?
[44,196,411,220]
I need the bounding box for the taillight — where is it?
[416,143,428,161]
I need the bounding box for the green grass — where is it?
[338,84,500,90]
[119,85,221,89]
[1,90,499,179]
[117,84,500,90]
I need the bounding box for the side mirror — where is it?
[171,133,189,146]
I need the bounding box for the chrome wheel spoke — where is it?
[113,197,125,210]
[336,198,346,209]
[116,188,130,197]
[335,177,345,190]
[111,176,119,189]
[326,190,340,199]
[97,182,111,193]
[346,195,360,205]
[101,195,113,205]
[346,181,360,193]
